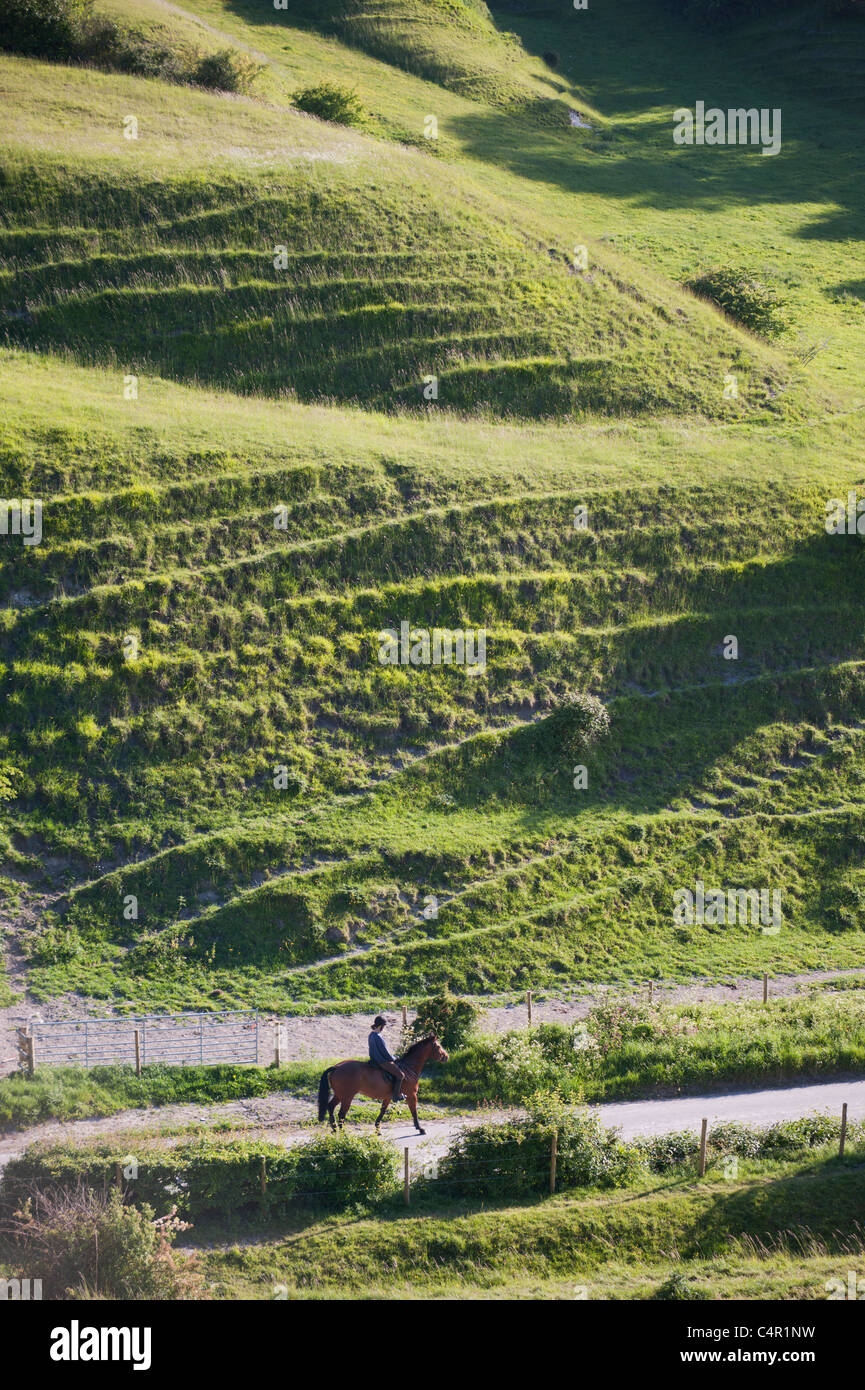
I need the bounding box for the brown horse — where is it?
[317,1034,448,1135]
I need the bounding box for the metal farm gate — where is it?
[17,1010,259,1073]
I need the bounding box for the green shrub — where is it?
[584,1000,656,1056]
[292,82,366,127]
[653,1270,710,1300]
[402,991,478,1051]
[0,1183,194,1299]
[436,1099,641,1197]
[757,1114,856,1155]
[473,1030,562,1103]
[2,1133,399,1218]
[290,1131,398,1209]
[0,0,92,57]
[638,1129,700,1173]
[534,1022,580,1066]
[638,1114,865,1173]
[544,691,610,759]
[685,266,788,338]
[194,49,262,94]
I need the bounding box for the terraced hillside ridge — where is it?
[0,89,794,420]
[2,355,864,1014]
[0,0,863,1027]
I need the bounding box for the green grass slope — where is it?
[0,0,864,1016]
[155,0,865,398]
[204,1157,865,1300]
[0,52,796,421]
[2,353,864,1011]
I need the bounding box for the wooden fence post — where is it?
[134,1029,141,1077]
[260,1156,267,1207]
[401,1004,407,1028]
[115,1161,123,1193]
[526,990,533,1026]
[550,1130,558,1195]
[762,973,769,1006]
[274,1024,281,1068]
[17,1029,35,1078]
[648,981,654,1005]
[698,1117,708,1177]
[404,1147,410,1205]
[839,1102,848,1159]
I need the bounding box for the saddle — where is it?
[368,1062,406,1102]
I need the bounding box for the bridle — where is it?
[397,1038,434,1080]
[397,1035,447,1079]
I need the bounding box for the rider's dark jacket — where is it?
[368,1030,395,1066]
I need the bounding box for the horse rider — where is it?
[368,1015,405,1104]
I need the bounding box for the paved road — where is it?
[597,1077,865,1139]
[2,1076,864,1173]
[371,1077,865,1164]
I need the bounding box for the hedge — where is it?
[1,1132,398,1218]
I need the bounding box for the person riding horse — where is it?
[319,1030,448,1134]
[368,1015,405,1103]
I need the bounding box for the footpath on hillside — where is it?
[4,967,864,1074]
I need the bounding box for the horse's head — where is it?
[430,1034,449,1063]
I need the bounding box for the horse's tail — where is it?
[317,1066,335,1122]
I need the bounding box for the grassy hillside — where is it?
[0,52,798,421]
[203,1154,865,1299]
[3,350,865,1011]
[0,0,864,1018]
[125,0,865,396]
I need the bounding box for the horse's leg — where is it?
[407,1087,425,1135]
[373,1099,389,1133]
[337,1097,351,1129]
[327,1095,338,1132]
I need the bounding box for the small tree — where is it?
[401,991,478,1051]
[292,82,366,127]
[685,266,788,339]
[545,691,610,759]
